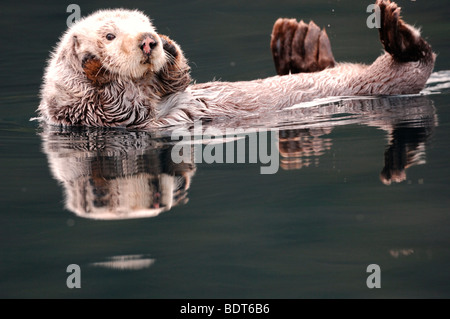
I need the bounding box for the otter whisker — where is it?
[95,64,105,78]
[164,51,182,72]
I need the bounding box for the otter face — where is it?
[70,9,167,79]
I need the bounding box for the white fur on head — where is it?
[68,8,166,78]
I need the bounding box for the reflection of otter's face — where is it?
[41,126,196,220]
[71,9,166,78]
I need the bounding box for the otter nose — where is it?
[140,34,157,55]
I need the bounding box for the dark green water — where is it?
[1,0,450,299]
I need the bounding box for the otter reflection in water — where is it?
[379,121,435,185]
[278,96,437,185]
[39,95,437,220]
[40,127,195,219]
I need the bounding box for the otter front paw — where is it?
[376,0,432,62]
[271,18,335,75]
[154,34,191,96]
[81,54,110,86]
[159,34,184,65]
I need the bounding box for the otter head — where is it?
[69,9,166,80]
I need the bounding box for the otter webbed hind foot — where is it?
[377,0,433,63]
[270,19,336,76]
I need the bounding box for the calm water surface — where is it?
[1,0,449,299]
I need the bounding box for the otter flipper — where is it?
[271,18,336,75]
[377,0,433,62]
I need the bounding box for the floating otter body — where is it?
[38,0,435,129]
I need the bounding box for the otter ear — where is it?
[56,33,83,71]
[73,35,79,49]
[70,34,81,58]
[67,33,83,67]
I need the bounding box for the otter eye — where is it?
[106,33,116,41]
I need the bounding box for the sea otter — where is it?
[37,0,435,128]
